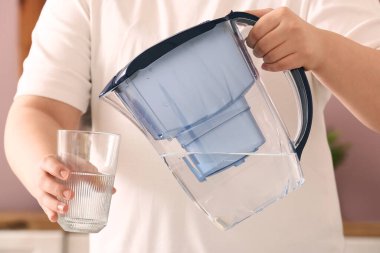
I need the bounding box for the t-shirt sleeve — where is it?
[17,0,91,113]
[306,0,380,49]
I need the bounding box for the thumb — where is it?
[244,8,273,18]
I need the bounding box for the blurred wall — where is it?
[0,0,40,211]
[325,97,380,221]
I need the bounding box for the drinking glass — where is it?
[56,130,120,233]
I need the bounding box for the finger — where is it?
[112,187,117,194]
[60,153,99,174]
[40,155,70,180]
[86,173,111,192]
[246,13,280,49]
[244,8,273,18]
[59,154,109,192]
[262,53,302,72]
[75,157,99,173]
[38,192,69,215]
[252,24,286,58]
[41,206,58,222]
[262,40,295,65]
[39,173,73,201]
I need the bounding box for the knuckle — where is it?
[263,53,275,63]
[38,175,62,197]
[277,7,290,17]
[37,173,47,189]
[41,194,59,211]
[258,43,272,58]
[270,64,281,72]
[250,30,260,42]
[35,190,45,205]
[252,48,261,58]
[41,155,55,167]
[246,37,254,48]
[286,20,300,33]
[51,163,62,176]
[254,42,263,56]
[276,60,286,69]
[302,44,313,59]
[39,194,51,207]
[50,181,61,197]
[270,61,285,71]
[55,184,66,199]
[49,180,63,198]
[40,156,61,176]
[43,178,53,191]
[247,32,258,47]
[250,24,265,41]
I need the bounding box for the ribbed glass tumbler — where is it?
[56,130,120,233]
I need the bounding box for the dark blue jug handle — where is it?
[227,11,313,159]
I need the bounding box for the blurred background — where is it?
[1,1,379,252]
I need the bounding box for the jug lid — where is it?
[99,11,259,97]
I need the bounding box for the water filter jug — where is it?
[99,12,313,230]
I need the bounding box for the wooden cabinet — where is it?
[18,0,45,74]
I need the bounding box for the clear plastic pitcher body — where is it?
[100,12,313,230]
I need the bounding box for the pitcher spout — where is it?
[100,83,146,135]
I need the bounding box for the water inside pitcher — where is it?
[100,11,313,230]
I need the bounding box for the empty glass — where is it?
[56,130,120,233]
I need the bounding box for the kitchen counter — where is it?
[0,212,59,230]
[1,212,380,236]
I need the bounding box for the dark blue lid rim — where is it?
[99,11,259,97]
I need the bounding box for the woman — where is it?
[5,0,380,252]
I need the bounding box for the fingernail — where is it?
[57,203,66,213]
[262,64,269,71]
[49,214,57,222]
[63,190,71,200]
[60,169,69,179]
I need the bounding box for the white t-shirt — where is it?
[17,1,380,253]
